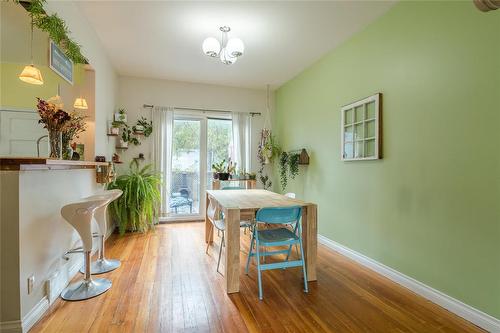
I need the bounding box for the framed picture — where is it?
[341,93,382,161]
[49,40,73,84]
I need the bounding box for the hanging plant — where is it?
[289,153,300,179]
[279,151,289,190]
[16,0,87,63]
[278,151,301,191]
[257,129,281,189]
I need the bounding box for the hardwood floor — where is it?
[32,222,483,333]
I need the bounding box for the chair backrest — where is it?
[285,192,296,199]
[256,206,302,225]
[207,199,218,223]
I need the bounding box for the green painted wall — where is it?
[0,62,83,110]
[275,1,500,319]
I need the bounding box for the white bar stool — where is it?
[80,189,123,274]
[60,198,112,301]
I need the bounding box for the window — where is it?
[341,93,382,161]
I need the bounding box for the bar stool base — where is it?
[61,278,111,301]
[80,258,121,274]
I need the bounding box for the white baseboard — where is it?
[46,255,84,304]
[318,234,500,333]
[0,321,22,333]
[21,297,49,333]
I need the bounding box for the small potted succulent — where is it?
[114,108,127,123]
[247,172,256,180]
[212,159,229,180]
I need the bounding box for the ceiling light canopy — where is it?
[202,26,244,65]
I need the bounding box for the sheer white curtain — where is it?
[152,106,174,217]
[231,112,251,172]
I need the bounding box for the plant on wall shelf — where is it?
[133,117,153,137]
[120,124,140,147]
[278,151,301,191]
[107,160,161,235]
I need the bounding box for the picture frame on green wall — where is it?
[341,93,382,161]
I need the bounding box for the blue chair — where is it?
[245,206,308,299]
[220,185,245,190]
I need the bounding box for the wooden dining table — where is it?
[205,189,318,294]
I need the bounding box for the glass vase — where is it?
[48,130,62,159]
[62,134,73,160]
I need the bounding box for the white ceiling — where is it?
[77,1,395,89]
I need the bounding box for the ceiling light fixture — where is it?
[202,26,244,65]
[19,17,44,85]
[74,97,88,110]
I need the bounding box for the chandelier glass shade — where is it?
[202,26,244,65]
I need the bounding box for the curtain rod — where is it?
[143,104,261,117]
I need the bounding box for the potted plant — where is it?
[247,172,256,180]
[114,108,127,122]
[109,121,121,135]
[107,160,161,234]
[212,159,229,180]
[119,124,140,148]
[133,117,153,137]
[261,134,280,165]
[278,151,300,190]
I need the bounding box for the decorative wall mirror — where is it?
[341,93,382,161]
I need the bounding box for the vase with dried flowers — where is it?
[36,98,71,159]
[62,112,87,160]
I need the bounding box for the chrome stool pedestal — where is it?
[62,251,112,301]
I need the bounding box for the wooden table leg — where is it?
[205,193,213,244]
[302,204,317,281]
[224,207,240,293]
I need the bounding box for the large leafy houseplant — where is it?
[107,160,161,235]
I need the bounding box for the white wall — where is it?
[116,76,274,176]
[45,1,118,160]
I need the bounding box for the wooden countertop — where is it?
[0,157,109,171]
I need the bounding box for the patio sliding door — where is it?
[165,112,234,221]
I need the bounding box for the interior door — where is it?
[0,110,48,157]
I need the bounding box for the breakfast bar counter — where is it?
[0,157,111,327]
[0,157,108,171]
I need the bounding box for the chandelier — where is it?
[202,26,244,65]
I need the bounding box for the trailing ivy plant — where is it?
[278,151,301,191]
[16,0,87,63]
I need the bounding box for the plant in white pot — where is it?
[133,117,153,136]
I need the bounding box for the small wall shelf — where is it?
[115,146,128,150]
[107,133,119,137]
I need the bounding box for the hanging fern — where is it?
[16,0,87,63]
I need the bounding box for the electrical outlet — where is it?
[27,275,35,294]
